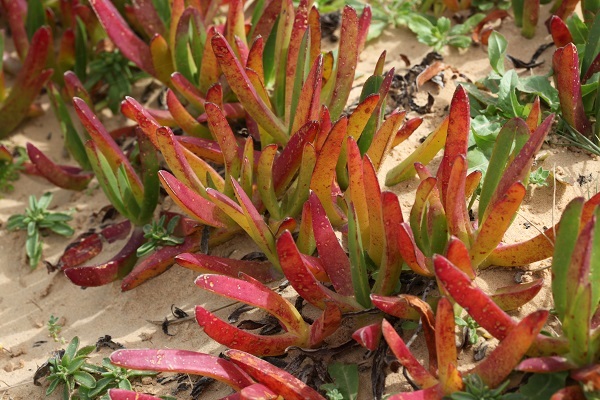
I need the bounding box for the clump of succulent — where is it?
[7,192,74,268]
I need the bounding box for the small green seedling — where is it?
[448,374,512,400]
[7,192,74,268]
[455,314,481,346]
[81,357,157,399]
[0,146,26,193]
[136,215,184,257]
[47,315,64,343]
[528,166,550,187]
[45,337,97,400]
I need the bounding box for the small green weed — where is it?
[136,215,184,257]
[7,192,74,268]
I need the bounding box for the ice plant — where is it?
[515,198,600,399]
[109,348,326,399]
[387,86,560,277]
[0,27,53,137]
[380,298,548,399]
[58,99,203,290]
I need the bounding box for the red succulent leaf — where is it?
[0,27,53,138]
[309,302,342,347]
[273,121,320,195]
[277,230,361,312]
[352,322,382,351]
[571,364,600,391]
[247,37,265,86]
[445,237,475,279]
[196,273,307,338]
[109,349,254,390]
[470,310,548,388]
[64,228,145,287]
[225,349,326,400]
[436,298,463,394]
[284,0,309,124]
[2,0,28,59]
[393,117,423,148]
[398,223,433,276]
[388,385,442,400]
[211,33,288,144]
[550,385,587,400]
[89,0,155,75]
[175,252,282,283]
[108,389,162,400]
[489,279,544,311]
[158,171,230,228]
[445,155,469,243]
[291,56,322,134]
[525,97,542,133]
[26,143,93,191]
[239,384,279,399]
[328,6,359,120]
[437,86,469,208]
[310,117,348,226]
[552,0,580,21]
[553,44,592,137]
[434,254,568,355]
[549,16,573,47]
[373,192,405,295]
[166,90,210,138]
[382,319,438,388]
[121,233,203,291]
[357,5,371,53]
[59,221,132,269]
[516,356,574,373]
[470,182,526,267]
[309,193,353,296]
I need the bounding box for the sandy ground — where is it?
[1,5,599,399]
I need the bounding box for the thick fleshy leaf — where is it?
[387,386,442,400]
[273,121,319,195]
[372,192,404,295]
[0,27,52,138]
[89,0,154,75]
[74,98,143,201]
[26,143,93,191]
[549,385,587,400]
[195,305,302,356]
[488,192,600,266]
[309,193,353,296]
[397,223,433,276]
[108,389,162,400]
[385,118,448,185]
[445,237,475,279]
[64,229,145,287]
[176,253,282,283]
[59,221,132,269]
[367,111,405,172]
[470,310,548,388]
[109,349,254,390]
[516,356,574,373]
[434,254,568,355]
[310,117,348,226]
[328,6,358,120]
[553,44,591,137]
[284,0,309,124]
[549,16,573,47]
[444,155,469,243]
[121,233,203,291]
[166,90,210,138]
[352,323,381,351]
[212,33,288,144]
[436,298,462,395]
[470,182,527,267]
[363,156,384,265]
[308,302,342,346]
[196,273,306,337]
[277,231,361,312]
[225,349,326,400]
[437,86,470,208]
[490,279,544,311]
[381,319,438,388]
[291,56,322,134]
